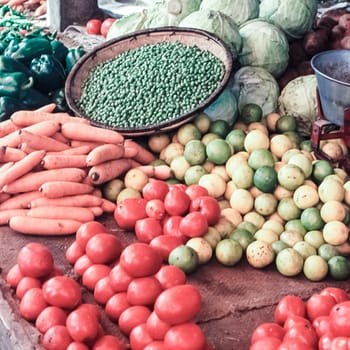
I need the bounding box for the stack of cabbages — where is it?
[106,0,320,137]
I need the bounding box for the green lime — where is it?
[231,164,254,189]
[277,164,305,191]
[194,113,211,134]
[276,115,297,133]
[206,138,232,165]
[215,238,243,266]
[293,241,317,259]
[248,149,275,170]
[254,193,278,216]
[253,166,278,193]
[184,165,208,185]
[300,139,312,152]
[303,255,328,282]
[226,129,246,152]
[168,245,199,274]
[328,255,350,280]
[240,103,263,125]
[201,132,220,146]
[237,221,258,235]
[288,153,313,178]
[276,248,304,277]
[271,240,289,254]
[318,243,339,262]
[277,198,301,221]
[300,207,325,231]
[176,123,202,145]
[183,140,206,165]
[284,219,307,237]
[229,228,255,250]
[283,131,302,148]
[209,119,231,138]
[312,160,334,184]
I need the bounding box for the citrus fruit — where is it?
[168,245,199,274]
[271,240,289,254]
[183,140,206,166]
[240,103,263,124]
[215,238,243,266]
[161,142,184,165]
[280,230,304,247]
[293,185,319,210]
[288,153,313,178]
[248,149,275,170]
[320,200,346,223]
[225,152,249,177]
[246,240,275,269]
[283,131,302,148]
[277,198,301,221]
[237,221,258,235]
[312,160,334,184]
[201,132,220,146]
[262,220,284,235]
[275,248,303,277]
[300,140,312,152]
[186,237,213,265]
[284,219,307,237]
[244,129,270,153]
[203,227,222,249]
[254,193,277,216]
[103,178,125,202]
[265,112,281,132]
[206,138,232,165]
[303,255,328,282]
[318,243,339,262]
[318,178,345,203]
[221,208,243,227]
[230,188,254,215]
[231,164,254,189]
[184,165,207,185]
[214,217,235,239]
[211,165,230,182]
[254,229,279,244]
[323,221,349,246]
[276,115,297,133]
[300,207,324,231]
[304,230,325,249]
[198,173,226,198]
[229,228,255,250]
[293,241,317,259]
[253,166,278,193]
[243,211,265,230]
[274,185,293,201]
[277,164,305,191]
[270,134,293,159]
[193,113,211,134]
[170,155,191,181]
[209,119,231,138]
[281,149,301,163]
[247,122,269,135]
[328,255,350,280]
[176,123,201,145]
[225,129,246,152]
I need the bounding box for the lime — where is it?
[254,193,278,216]
[276,114,297,133]
[231,164,254,189]
[237,221,258,235]
[184,165,207,185]
[243,211,265,230]
[240,103,263,125]
[293,241,317,259]
[203,227,222,249]
[277,164,305,191]
[215,238,243,266]
[328,255,350,280]
[288,153,313,178]
[285,219,307,237]
[183,140,206,166]
[168,245,199,274]
[248,149,275,170]
[253,166,278,193]
[201,132,220,146]
[312,160,334,184]
[283,131,302,148]
[300,207,325,231]
[103,178,125,202]
[303,255,328,282]
[206,138,232,165]
[318,243,339,262]
[209,119,231,138]
[186,237,213,265]
[225,129,246,152]
[176,123,201,145]
[272,240,289,254]
[275,248,304,277]
[304,230,325,249]
[300,140,312,152]
[229,228,255,250]
[246,240,275,269]
[170,155,191,181]
[194,113,211,134]
[277,198,301,221]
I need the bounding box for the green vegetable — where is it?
[0,71,33,98]
[22,88,51,109]
[0,55,31,76]
[65,47,86,72]
[50,39,69,65]
[50,88,69,112]
[0,96,27,121]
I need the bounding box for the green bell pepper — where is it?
[50,39,69,65]
[30,54,66,93]
[0,71,33,98]
[50,87,69,112]
[22,88,50,109]
[0,96,27,121]
[65,46,86,72]
[0,55,31,76]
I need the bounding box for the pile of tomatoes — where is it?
[85,18,116,37]
[250,287,350,350]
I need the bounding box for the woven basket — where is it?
[65,27,233,136]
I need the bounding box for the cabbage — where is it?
[278,74,318,136]
[106,10,148,40]
[229,66,280,116]
[200,0,259,26]
[179,9,242,59]
[203,87,238,125]
[144,0,201,28]
[259,0,318,40]
[238,19,289,78]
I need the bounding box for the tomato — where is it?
[320,287,349,304]
[114,198,148,230]
[93,276,115,305]
[66,241,85,265]
[100,17,116,37]
[135,217,163,243]
[249,337,282,350]
[283,324,318,348]
[146,199,166,220]
[149,235,183,262]
[179,211,208,238]
[330,337,350,350]
[146,311,171,340]
[251,322,285,344]
[274,295,306,325]
[41,325,72,350]
[92,335,126,350]
[284,315,312,330]
[144,341,166,350]
[163,322,206,350]
[278,339,314,350]
[142,180,169,201]
[66,342,89,350]
[329,300,350,337]
[6,264,24,288]
[76,303,101,322]
[189,195,221,226]
[105,292,130,321]
[20,287,48,320]
[17,242,54,278]
[185,184,209,201]
[154,284,201,325]
[154,265,186,289]
[127,276,163,306]
[118,305,152,335]
[129,323,154,350]
[82,264,111,290]
[162,216,188,243]
[86,19,102,35]
[66,308,100,343]
[306,293,337,322]
[73,254,93,277]
[164,189,191,216]
[319,334,333,350]
[85,233,122,264]
[168,183,187,192]
[119,243,162,278]
[76,221,110,250]
[42,276,82,310]
[36,306,67,334]
[109,263,133,292]
[313,315,332,338]
[16,276,41,300]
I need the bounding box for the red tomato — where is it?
[146,199,166,220]
[185,184,209,201]
[86,19,102,35]
[105,292,130,321]
[168,183,187,192]
[100,17,116,37]
[36,306,67,334]
[42,276,82,309]
[146,311,171,340]
[16,276,41,300]
[109,263,133,292]
[76,221,109,250]
[82,264,111,290]
[17,242,54,278]
[85,233,122,264]
[135,217,163,243]
[283,324,318,348]
[163,189,191,216]
[274,295,306,325]
[249,336,282,350]
[73,254,93,277]
[320,287,349,304]
[154,284,201,325]
[306,293,337,322]
[65,241,85,265]
[149,235,183,262]
[179,211,208,237]
[189,195,221,225]
[163,322,206,350]
[330,337,350,350]
[6,264,24,288]
[162,215,188,243]
[20,287,48,320]
[251,322,285,344]
[119,243,162,278]
[127,276,163,306]
[66,342,89,350]
[41,325,72,350]
[144,341,166,350]
[278,339,314,350]
[92,335,126,350]
[93,276,115,305]
[313,315,332,338]
[76,303,101,322]
[129,323,154,350]
[142,180,169,201]
[154,265,187,289]
[319,334,333,350]
[329,300,350,337]
[66,308,100,343]
[114,198,148,230]
[118,305,152,335]
[284,315,312,330]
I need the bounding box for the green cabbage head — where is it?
[259,0,318,40]
[238,19,289,78]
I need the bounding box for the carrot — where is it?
[69,140,103,151]
[129,159,142,168]
[2,147,26,162]
[39,181,94,198]
[88,158,132,185]
[34,103,57,113]
[0,150,46,189]
[124,144,139,158]
[0,130,21,148]
[46,145,91,156]
[0,161,14,173]
[0,145,5,161]
[24,120,61,137]
[0,209,28,225]
[3,168,87,194]
[86,143,125,166]
[88,206,104,217]
[0,193,10,203]
[61,122,124,144]
[29,194,103,208]
[27,206,95,222]
[41,154,87,170]
[124,139,155,164]
[51,132,69,144]
[18,142,37,154]
[137,164,172,180]
[92,188,102,197]
[0,190,43,210]
[0,119,19,138]
[8,216,82,235]
[101,198,116,213]
[18,130,70,152]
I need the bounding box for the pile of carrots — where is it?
[0,103,164,236]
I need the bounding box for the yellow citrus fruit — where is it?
[248,148,275,170]
[293,185,320,209]
[230,188,254,215]
[215,238,243,266]
[244,129,270,153]
[323,221,349,245]
[318,178,345,203]
[186,237,213,264]
[270,134,294,159]
[243,211,265,229]
[231,163,254,189]
[254,228,279,244]
[198,173,226,198]
[214,217,235,239]
[293,241,317,259]
[304,230,325,249]
[303,255,328,281]
[184,140,206,166]
[277,164,305,191]
[170,155,191,181]
[288,153,313,178]
[148,132,171,153]
[265,112,281,132]
[277,197,301,221]
[201,132,220,146]
[276,248,304,277]
[262,220,284,235]
[254,193,278,216]
[320,200,346,223]
[176,123,201,145]
[206,138,232,165]
[225,129,246,152]
[193,113,211,134]
[246,240,275,269]
[203,227,222,249]
[221,207,243,227]
[280,230,304,247]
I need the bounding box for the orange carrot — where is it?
[0,190,43,210]
[51,132,69,144]
[0,145,5,161]
[24,120,61,137]
[0,209,28,225]
[61,122,124,144]
[0,162,14,173]
[41,154,87,170]
[39,181,94,198]
[0,193,10,203]
[19,142,37,154]
[0,130,21,148]
[86,143,125,166]
[46,145,91,156]
[2,147,26,162]
[92,188,102,197]
[0,119,19,138]
[29,194,103,208]
[137,164,173,180]
[88,206,104,217]
[69,140,103,151]
[124,144,139,158]
[129,159,142,168]
[34,103,57,113]
[8,216,82,235]
[101,198,116,213]
[124,139,155,165]
[27,206,95,222]
[88,158,132,185]
[3,168,87,194]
